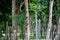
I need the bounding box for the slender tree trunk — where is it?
[35,12,41,40]
[12,0,17,40]
[25,0,30,40]
[35,11,38,40]
[36,19,41,40]
[6,21,9,40]
[46,0,54,40]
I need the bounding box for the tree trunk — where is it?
[12,0,17,40]
[46,0,54,40]
[6,21,10,40]
[35,11,38,40]
[25,0,30,40]
[35,12,41,40]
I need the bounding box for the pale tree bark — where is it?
[35,13,41,40]
[12,0,17,40]
[6,22,10,40]
[25,0,30,40]
[35,3,41,40]
[35,11,41,40]
[46,0,54,40]
[35,11,38,40]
